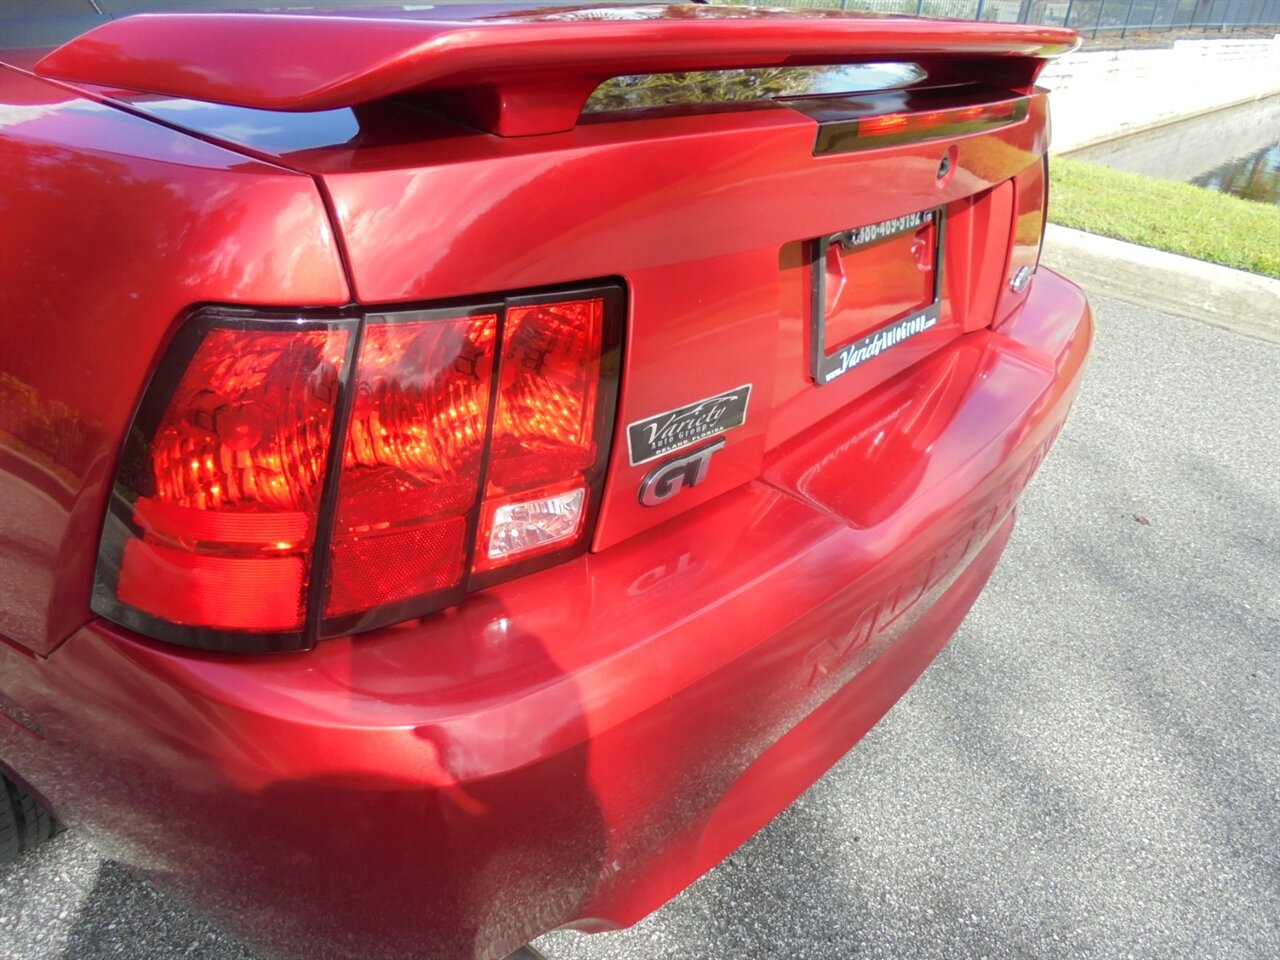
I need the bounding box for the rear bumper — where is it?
[0,269,1091,960]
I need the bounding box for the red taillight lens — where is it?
[853,99,1024,144]
[95,286,621,651]
[94,317,353,649]
[857,112,909,135]
[323,311,497,632]
[487,298,604,493]
[802,85,1032,157]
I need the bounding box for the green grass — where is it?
[1049,156,1280,279]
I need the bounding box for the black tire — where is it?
[0,772,61,863]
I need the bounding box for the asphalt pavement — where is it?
[2,293,1277,960]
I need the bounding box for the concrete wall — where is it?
[1066,95,1280,181]
[1039,36,1280,152]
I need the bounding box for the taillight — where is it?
[92,313,354,651]
[322,309,498,635]
[93,284,623,651]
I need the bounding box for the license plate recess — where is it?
[810,208,944,385]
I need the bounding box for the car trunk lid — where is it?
[35,4,1074,549]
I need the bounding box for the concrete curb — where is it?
[1040,224,1280,344]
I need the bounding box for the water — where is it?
[1190,142,1280,206]
[1066,96,1280,207]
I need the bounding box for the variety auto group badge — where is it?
[626,384,751,465]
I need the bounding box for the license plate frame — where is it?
[810,207,945,386]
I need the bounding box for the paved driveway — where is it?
[3,292,1277,960]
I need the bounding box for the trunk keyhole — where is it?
[936,146,957,186]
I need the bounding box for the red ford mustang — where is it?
[0,2,1091,957]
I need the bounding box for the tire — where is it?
[0,772,61,863]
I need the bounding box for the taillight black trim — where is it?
[92,280,626,653]
[91,306,361,654]
[316,280,626,638]
[314,296,506,640]
[466,281,625,594]
[304,314,365,648]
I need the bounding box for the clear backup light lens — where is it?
[472,294,615,577]
[92,316,353,650]
[485,485,587,562]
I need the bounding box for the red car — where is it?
[0,3,1090,958]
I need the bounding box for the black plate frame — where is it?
[810,207,946,386]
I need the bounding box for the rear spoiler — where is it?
[35,6,1078,137]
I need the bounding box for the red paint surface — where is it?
[0,66,347,654]
[35,7,1076,134]
[1,7,1090,957]
[998,154,1050,320]
[1,269,1091,959]
[277,92,1052,552]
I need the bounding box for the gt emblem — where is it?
[638,439,726,507]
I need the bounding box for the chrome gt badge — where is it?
[638,439,725,507]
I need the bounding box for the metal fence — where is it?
[1027,0,1280,36]
[730,0,1280,37]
